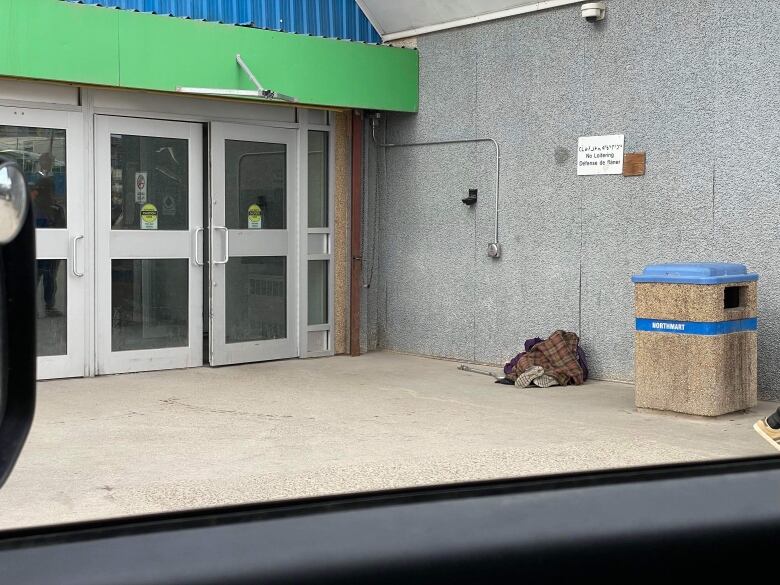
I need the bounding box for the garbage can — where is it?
[632,263,758,417]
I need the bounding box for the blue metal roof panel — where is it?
[68,0,381,43]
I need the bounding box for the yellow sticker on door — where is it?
[140,203,158,230]
[248,204,262,229]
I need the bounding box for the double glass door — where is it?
[7,111,299,379]
[94,116,298,375]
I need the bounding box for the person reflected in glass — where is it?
[32,152,64,317]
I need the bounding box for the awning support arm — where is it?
[176,54,298,103]
[235,54,297,102]
[236,54,265,94]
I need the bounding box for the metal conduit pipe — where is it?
[370,118,502,259]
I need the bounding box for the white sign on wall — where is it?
[577,135,624,175]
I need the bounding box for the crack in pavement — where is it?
[160,397,314,421]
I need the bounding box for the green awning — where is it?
[0,0,419,112]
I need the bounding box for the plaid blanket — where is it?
[509,330,585,386]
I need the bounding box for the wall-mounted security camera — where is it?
[462,188,478,206]
[581,2,606,22]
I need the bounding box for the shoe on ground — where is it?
[45,308,63,317]
[533,374,560,388]
[515,366,544,388]
[753,419,780,452]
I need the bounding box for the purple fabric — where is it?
[503,337,543,375]
[525,337,543,353]
[503,335,589,381]
[576,346,589,381]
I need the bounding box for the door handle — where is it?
[71,235,84,277]
[193,227,204,266]
[214,226,229,265]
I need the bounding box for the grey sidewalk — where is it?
[0,351,774,530]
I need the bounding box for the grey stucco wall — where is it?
[363,0,780,400]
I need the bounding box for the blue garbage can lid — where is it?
[632,263,758,284]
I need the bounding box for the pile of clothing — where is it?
[501,330,588,388]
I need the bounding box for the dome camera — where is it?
[581,2,606,22]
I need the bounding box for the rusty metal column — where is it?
[350,110,363,356]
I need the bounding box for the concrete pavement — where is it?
[0,351,775,530]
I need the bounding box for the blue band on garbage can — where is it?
[635,318,757,335]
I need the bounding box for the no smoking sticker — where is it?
[135,171,147,203]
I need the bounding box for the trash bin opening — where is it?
[724,285,746,310]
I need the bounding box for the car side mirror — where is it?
[0,158,36,489]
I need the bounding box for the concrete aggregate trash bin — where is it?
[632,263,758,417]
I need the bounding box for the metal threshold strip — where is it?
[177,54,298,103]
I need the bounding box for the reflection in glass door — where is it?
[0,107,86,379]
[95,116,203,374]
[210,124,297,365]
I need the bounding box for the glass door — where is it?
[0,107,86,379]
[210,123,298,365]
[95,116,203,374]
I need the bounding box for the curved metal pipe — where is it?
[371,123,501,258]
